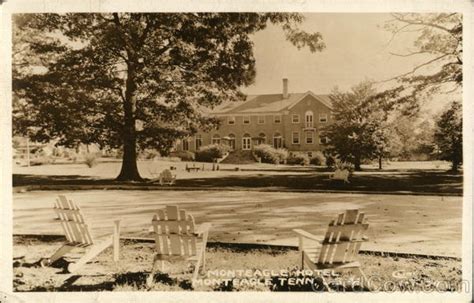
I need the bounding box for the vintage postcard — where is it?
[1,0,472,302]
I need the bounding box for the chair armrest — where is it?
[293,229,324,243]
[195,223,212,235]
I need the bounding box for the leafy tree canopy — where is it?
[433,101,462,171]
[382,13,462,113]
[13,13,325,180]
[322,81,400,171]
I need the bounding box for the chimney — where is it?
[282,78,289,99]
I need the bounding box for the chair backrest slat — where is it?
[54,200,74,243]
[161,170,174,182]
[55,195,94,245]
[318,209,368,266]
[151,205,197,257]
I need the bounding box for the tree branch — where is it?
[380,53,451,83]
[391,13,454,34]
[389,50,431,57]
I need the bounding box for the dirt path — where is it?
[13,190,462,257]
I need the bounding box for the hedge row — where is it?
[195,144,231,162]
[252,144,288,164]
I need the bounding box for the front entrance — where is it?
[273,134,283,149]
[226,134,236,150]
[242,135,251,150]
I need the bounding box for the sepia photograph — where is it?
[1,0,472,302]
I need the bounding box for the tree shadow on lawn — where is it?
[26,271,193,292]
[13,174,118,187]
[13,169,462,195]
[180,170,462,194]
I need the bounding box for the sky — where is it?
[242,13,459,116]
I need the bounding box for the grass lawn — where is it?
[13,190,462,257]
[13,236,462,292]
[12,160,462,195]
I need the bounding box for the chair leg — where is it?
[67,236,113,273]
[357,267,368,290]
[201,249,206,273]
[147,254,161,287]
[41,243,76,267]
[192,252,203,281]
[320,273,332,292]
[301,251,305,269]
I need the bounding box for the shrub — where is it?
[310,151,326,166]
[287,153,310,166]
[83,153,99,168]
[170,151,195,161]
[195,144,231,162]
[253,144,279,164]
[275,148,289,164]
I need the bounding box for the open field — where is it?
[12,160,464,292]
[13,160,462,195]
[13,236,462,292]
[13,190,462,257]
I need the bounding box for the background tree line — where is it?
[321,13,462,172]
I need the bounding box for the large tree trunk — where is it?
[451,159,459,172]
[116,63,143,181]
[378,154,383,170]
[354,156,362,171]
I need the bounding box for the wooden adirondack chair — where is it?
[40,195,121,273]
[158,169,176,185]
[329,169,350,183]
[293,209,369,291]
[147,205,211,286]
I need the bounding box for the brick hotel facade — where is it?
[176,79,333,157]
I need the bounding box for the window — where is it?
[242,133,251,150]
[182,138,189,151]
[319,114,328,123]
[228,116,235,125]
[305,111,314,128]
[195,135,203,150]
[319,137,329,144]
[306,132,314,144]
[258,133,266,145]
[212,134,220,145]
[292,114,300,123]
[258,116,265,124]
[243,116,250,124]
[274,115,281,124]
[292,132,300,144]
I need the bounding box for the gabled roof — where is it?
[211,91,332,115]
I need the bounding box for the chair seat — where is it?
[303,249,361,269]
[154,246,203,262]
[314,260,361,270]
